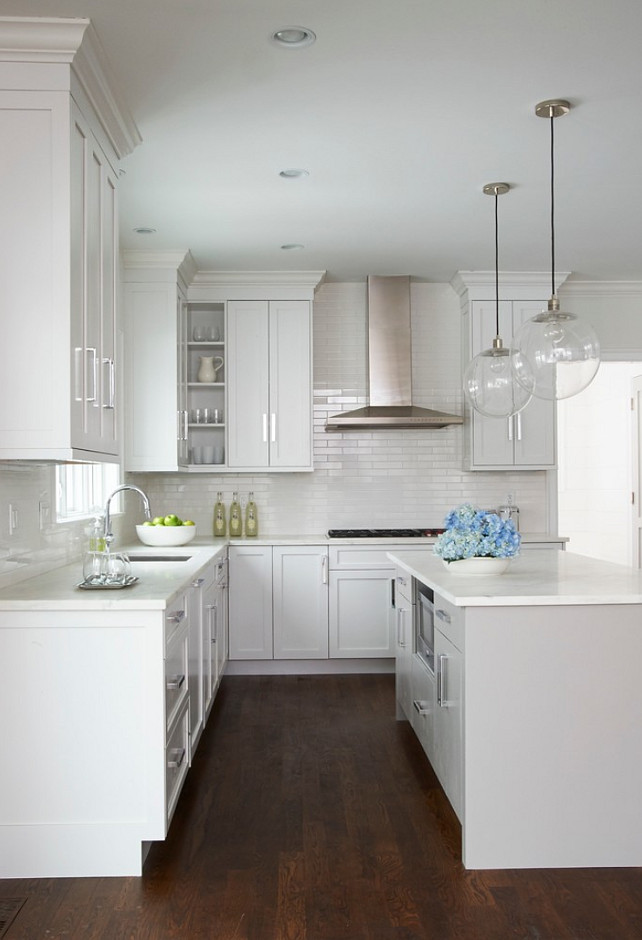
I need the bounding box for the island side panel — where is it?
[462,603,642,869]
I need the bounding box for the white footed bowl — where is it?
[136,524,196,546]
[443,556,511,576]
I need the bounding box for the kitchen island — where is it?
[389,549,642,870]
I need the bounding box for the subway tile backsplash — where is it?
[0,280,549,586]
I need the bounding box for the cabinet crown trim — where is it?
[452,270,570,300]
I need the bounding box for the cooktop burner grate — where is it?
[327,528,445,538]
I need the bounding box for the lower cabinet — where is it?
[228,544,328,660]
[400,585,464,822]
[394,569,414,717]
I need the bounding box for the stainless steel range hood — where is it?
[325,275,463,431]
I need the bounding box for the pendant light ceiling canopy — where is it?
[463,183,532,419]
[511,99,601,401]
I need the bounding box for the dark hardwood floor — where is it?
[3,674,642,939]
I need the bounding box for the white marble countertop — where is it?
[389,549,642,607]
[0,541,226,611]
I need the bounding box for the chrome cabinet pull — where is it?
[166,674,185,691]
[166,609,186,625]
[191,578,205,588]
[507,416,513,442]
[397,608,405,647]
[321,555,328,584]
[176,411,188,441]
[516,411,522,441]
[435,608,451,624]
[86,347,98,403]
[413,700,430,716]
[102,358,115,409]
[167,747,186,769]
[437,654,447,707]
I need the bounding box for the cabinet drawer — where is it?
[165,601,187,645]
[434,592,464,652]
[395,569,413,604]
[330,545,431,570]
[411,653,435,762]
[165,698,190,826]
[165,622,189,732]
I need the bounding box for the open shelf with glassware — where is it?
[186,302,226,469]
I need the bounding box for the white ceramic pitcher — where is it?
[197,356,224,382]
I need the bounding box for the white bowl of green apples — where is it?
[136,514,196,546]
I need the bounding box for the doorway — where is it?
[557,362,642,565]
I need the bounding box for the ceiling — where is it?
[3,0,642,283]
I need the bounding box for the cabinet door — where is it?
[329,569,395,658]
[268,301,312,468]
[410,653,435,761]
[228,546,273,659]
[273,546,328,658]
[511,302,556,468]
[433,628,463,821]
[227,301,270,468]
[70,102,119,457]
[124,281,182,471]
[394,572,413,719]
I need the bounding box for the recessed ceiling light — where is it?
[279,168,309,179]
[281,243,304,251]
[133,227,157,235]
[271,26,316,48]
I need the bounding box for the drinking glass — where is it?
[193,326,206,342]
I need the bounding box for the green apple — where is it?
[164,514,181,526]
[151,516,165,526]
[142,520,154,526]
[183,520,195,526]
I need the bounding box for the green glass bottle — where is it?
[229,491,242,537]
[213,491,226,537]
[245,491,258,537]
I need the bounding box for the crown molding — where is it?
[190,270,327,290]
[122,250,197,288]
[451,270,570,300]
[560,280,642,297]
[0,16,141,159]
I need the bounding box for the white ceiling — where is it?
[3,0,642,283]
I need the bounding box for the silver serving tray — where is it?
[77,575,139,591]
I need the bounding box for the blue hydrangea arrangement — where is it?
[433,503,521,562]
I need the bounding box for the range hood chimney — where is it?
[325,275,463,431]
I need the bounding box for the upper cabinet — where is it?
[227,300,312,470]
[124,267,324,473]
[0,18,140,462]
[454,272,569,472]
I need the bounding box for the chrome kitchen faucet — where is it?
[103,484,152,547]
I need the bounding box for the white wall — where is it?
[129,281,549,537]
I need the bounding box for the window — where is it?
[56,462,121,522]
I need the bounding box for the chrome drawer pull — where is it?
[435,608,451,624]
[413,700,431,716]
[437,654,447,707]
[166,609,186,625]
[166,674,185,691]
[192,577,205,588]
[167,747,186,769]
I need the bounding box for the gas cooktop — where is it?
[327,528,445,539]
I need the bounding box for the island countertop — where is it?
[388,548,642,606]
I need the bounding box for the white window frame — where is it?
[55,462,121,522]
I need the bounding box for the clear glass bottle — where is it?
[229,491,242,537]
[213,491,227,537]
[245,491,258,537]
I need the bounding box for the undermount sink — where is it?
[128,554,193,563]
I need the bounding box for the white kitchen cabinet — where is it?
[226,300,313,470]
[328,545,423,659]
[273,546,329,658]
[466,300,556,469]
[228,545,274,659]
[394,569,414,719]
[228,544,329,661]
[432,597,463,821]
[123,251,197,472]
[410,653,435,762]
[203,553,228,715]
[0,23,137,461]
[329,569,395,658]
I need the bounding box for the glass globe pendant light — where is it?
[463,183,532,418]
[511,99,600,401]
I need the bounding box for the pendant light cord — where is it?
[550,113,556,298]
[494,190,500,337]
